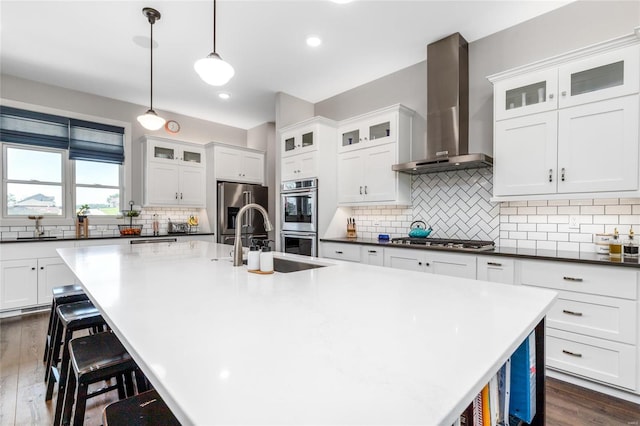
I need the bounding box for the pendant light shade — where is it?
[138,7,165,130]
[195,0,234,86]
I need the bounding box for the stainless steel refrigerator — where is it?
[217,181,269,247]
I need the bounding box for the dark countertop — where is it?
[320,237,640,269]
[0,232,215,244]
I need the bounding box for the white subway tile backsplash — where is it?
[518,240,536,249]
[510,231,527,239]
[558,242,580,251]
[581,224,605,234]
[500,207,518,215]
[526,215,548,224]
[537,224,557,232]
[500,239,517,248]
[536,206,557,215]
[580,205,605,215]
[528,232,547,240]
[548,200,570,206]
[510,216,527,223]
[593,215,619,224]
[620,198,640,205]
[569,199,593,206]
[501,223,517,231]
[620,215,640,225]
[557,206,580,215]
[548,215,569,224]
[605,205,632,215]
[570,233,593,243]
[593,198,619,205]
[517,207,537,215]
[548,233,569,242]
[537,241,557,251]
[527,200,548,207]
[518,224,537,232]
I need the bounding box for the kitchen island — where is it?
[57,241,556,425]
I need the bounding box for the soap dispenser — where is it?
[624,227,638,258]
[247,245,261,271]
[609,228,622,258]
[260,241,274,273]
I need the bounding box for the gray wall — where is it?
[314,0,640,157]
[1,74,248,202]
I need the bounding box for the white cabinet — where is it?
[281,151,317,181]
[476,256,515,284]
[320,242,361,262]
[0,241,76,312]
[281,123,318,158]
[338,109,397,152]
[383,247,477,279]
[518,259,639,390]
[490,35,640,200]
[361,246,384,266]
[336,105,414,206]
[0,259,38,310]
[213,145,265,184]
[338,143,401,204]
[143,137,206,207]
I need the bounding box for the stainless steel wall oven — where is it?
[281,178,317,256]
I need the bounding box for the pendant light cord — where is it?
[213,0,217,54]
[149,17,154,110]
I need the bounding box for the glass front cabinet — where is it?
[338,111,397,153]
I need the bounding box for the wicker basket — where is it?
[118,224,143,236]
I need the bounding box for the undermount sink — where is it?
[272,257,327,273]
[17,236,59,240]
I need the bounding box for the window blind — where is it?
[69,119,124,164]
[0,106,69,150]
[0,106,125,164]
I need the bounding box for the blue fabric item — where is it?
[509,333,536,423]
[69,119,124,164]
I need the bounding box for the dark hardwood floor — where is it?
[1,311,639,425]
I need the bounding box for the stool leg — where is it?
[134,368,149,393]
[60,366,76,426]
[72,381,88,426]
[52,327,72,422]
[119,372,130,399]
[45,314,63,384]
[43,299,56,363]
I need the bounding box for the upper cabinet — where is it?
[213,144,265,185]
[336,104,414,206]
[142,137,206,207]
[279,117,336,182]
[489,32,640,200]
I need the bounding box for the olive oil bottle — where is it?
[609,228,622,258]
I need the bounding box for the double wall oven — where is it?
[281,178,317,257]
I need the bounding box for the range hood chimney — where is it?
[393,33,492,174]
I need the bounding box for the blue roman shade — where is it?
[69,119,125,164]
[0,106,125,165]
[0,106,69,150]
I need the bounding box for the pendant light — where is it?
[194,0,235,86]
[137,7,165,131]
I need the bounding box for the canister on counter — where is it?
[595,233,612,254]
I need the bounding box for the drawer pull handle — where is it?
[368,250,377,253]
[562,349,582,358]
[563,276,583,282]
[487,262,502,266]
[562,309,583,317]
[335,251,343,254]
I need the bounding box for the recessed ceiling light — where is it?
[306,36,322,47]
[218,92,230,100]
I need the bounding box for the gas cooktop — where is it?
[390,237,495,252]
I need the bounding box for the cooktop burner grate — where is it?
[390,237,495,251]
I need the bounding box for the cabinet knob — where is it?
[561,91,567,97]
[418,262,422,266]
[549,169,553,183]
[364,137,368,141]
[549,93,554,99]
[180,193,183,200]
[175,193,178,200]
[359,186,363,195]
[425,262,430,267]
[561,168,566,182]
[40,266,44,270]
[31,267,36,270]
[364,185,368,195]
[335,250,343,254]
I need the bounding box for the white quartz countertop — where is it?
[57,241,556,425]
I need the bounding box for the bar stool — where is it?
[47,300,106,423]
[61,332,146,426]
[43,284,88,364]
[103,389,180,426]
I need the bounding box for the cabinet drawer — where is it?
[547,328,637,390]
[546,290,636,344]
[520,260,637,299]
[320,243,361,262]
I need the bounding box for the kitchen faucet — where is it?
[233,203,273,266]
[28,215,45,238]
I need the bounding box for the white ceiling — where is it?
[1,0,573,130]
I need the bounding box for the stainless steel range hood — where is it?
[393,33,492,174]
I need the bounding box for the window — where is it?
[5,146,64,216]
[75,160,120,215]
[1,106,126,219]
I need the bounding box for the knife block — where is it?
[75,217,89,238]
[346,223,357,239]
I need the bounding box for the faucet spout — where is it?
[233,203,272,266]
[28,215,45,237]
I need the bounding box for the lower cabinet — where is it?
[361,246,384,266]
[383,247,477,279]
[476,256,515,284]
[320,242,361,262]
[518,259,639,392]
[0,256,77,310]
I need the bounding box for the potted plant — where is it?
[77,204,90,222]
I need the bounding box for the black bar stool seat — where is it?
[103,389,180,426]
[62,332,144,426]
[43,284,88,363]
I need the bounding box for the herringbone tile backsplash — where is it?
[352,168,500,241]
[412,169,499,241]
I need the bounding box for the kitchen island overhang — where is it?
[57,241,556,425]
